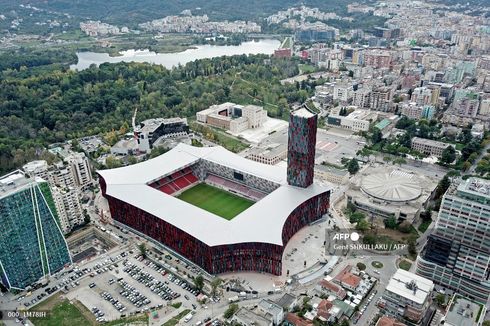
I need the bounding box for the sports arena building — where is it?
[99,107,331,275]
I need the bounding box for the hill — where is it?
[0,0,365,25]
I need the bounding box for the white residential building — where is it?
[381,269,434,325]
[65,153,93,190]
[52,186,84,233]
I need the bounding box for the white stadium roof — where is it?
[99,144,330,247]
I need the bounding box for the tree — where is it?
[138,243,147,258]
[385,216,398,229]
[435,175,451,199]
[105,156,122,169]
[224,304,239,319]
[398,221,412,233]
[356,218,370,232]
[346,158,360,174]
[356,262,366,271]
[210,278,222,298]
[350,211,365,223]
[434,293,445,307]
[407,236,417,256]
[440,146,456,164]
[371,128,383,144]
[193,275,204,292]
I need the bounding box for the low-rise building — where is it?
[258,299,284,325]
[376,316,406,326]
[246,143,287,165]
[326,108,377,132]
[315,165,349,185]
[380,269,434,325]
[134,117,189,153]
[276,293,298,311]
[411,137,454,158]
[197,103,267,133]
[232,308,272,326]
[316,278,347,299]
[443,295,486,326]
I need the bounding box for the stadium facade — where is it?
[0,171,72,290]
[99,107,331,276]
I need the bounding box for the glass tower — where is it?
[0,171,71,290]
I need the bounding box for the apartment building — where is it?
[65,153,93,190]
[380,269,434,325]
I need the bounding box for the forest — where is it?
[0,0,371,26]
[0,53,323,174]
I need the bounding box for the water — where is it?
[70,39,280,70]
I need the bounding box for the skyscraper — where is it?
[0,171,71,290]
[287,106,317,188]
[416,177,490,304]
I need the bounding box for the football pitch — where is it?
[177,183,254,220]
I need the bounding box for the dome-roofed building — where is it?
[346,166,438,223]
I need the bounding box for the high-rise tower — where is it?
[287,106,317,188]
[0,171,71,290]
[416,177,490,304]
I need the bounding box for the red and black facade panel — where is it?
[287,111,317,188]
[101,177,330,276]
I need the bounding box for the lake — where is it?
[70,39,280,70]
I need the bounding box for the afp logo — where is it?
[333,232,360,241]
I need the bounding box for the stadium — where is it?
[98,108,331,276]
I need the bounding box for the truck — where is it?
[228,296,240,303]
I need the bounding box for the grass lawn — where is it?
[30,299,91,326]
[418,219,432,233]
[399,260,412,271]
[30,294,148,326]
[177,183,254,220]
[299,64,316,74]
[163,309,191,326]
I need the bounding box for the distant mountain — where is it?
[0,0,366,25]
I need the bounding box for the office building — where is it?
[134,117,189,153]
[416,177,490,304]
[0,171,71,290]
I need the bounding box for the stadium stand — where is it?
[152,167,199,195]
[206,174,267,200]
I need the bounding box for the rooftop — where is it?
[445,295,485,326]
[385,269,433,305]
[0,171,42,199]
[292,106,316,118]
[98,143,331,247]
[361,170,422,202]
[412,137,453,149]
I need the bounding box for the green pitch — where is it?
[177,183,254,220]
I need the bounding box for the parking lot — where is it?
[66,253,204,322]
